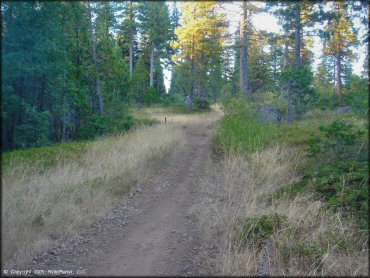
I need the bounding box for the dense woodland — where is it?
[1,1,368,150]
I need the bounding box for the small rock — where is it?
[33,260,37,265]
[172,229,176,233]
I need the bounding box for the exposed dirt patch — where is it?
[9,117,219,276]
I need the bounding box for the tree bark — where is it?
[129,33,133,78]
[189,58,194,113]
[150,47,155,87]
[273,46,277,84]
[283,39,289,70]
[337,49,342,103]
[61,94,67,143]
[240,0,249,96]
[336,3,342,104]
[287,90,291,126]
[88,1,104,114]
[294,3,302,67]
[129,1,134,78]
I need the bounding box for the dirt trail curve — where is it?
[24,116,217,276]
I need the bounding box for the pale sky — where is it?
[163,1,368,92]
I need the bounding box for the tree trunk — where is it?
[336,3,342,104]
[294,3,302,67]
[129,32,133,78]
[240,0,249,96]
[233,70,237,96]
[273,46,277,85]
[189,58,194,113]
[287,90,291,126]
[129,1,134,78]
[150,47,154,87]
[337,49,342,103]
[61,95,67,143]
[283,39,289,70]
[333,56,336,85]
[88,1,104,114]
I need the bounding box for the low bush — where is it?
[77,113,134,140]
[194,98,211,111]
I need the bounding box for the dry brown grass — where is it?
[196,144,369,276]
[131,104,222,126]
[2,124,185,265]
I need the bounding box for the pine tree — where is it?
[324,1,358,103]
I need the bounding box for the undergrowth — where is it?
[209,97,368,275]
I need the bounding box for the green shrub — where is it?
[145,86,159,106]
[2,141,88,174]
[14,104,51,149]
[194,98,211,111]
[213,97,278,155]
[235,213,288,247]
[77,113,134,140]
[344,76,368,117]
[308,120,365,158]
[159,94,184,107]
[312,160,368,227]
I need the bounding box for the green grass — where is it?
[212,113,279,156]
[2,141,88,174]
[213,97,368,228]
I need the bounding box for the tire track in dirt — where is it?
[22,117,217,276]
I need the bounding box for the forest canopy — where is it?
[1,1,368,150]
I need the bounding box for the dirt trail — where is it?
[25,116,217,276]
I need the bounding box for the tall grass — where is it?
[203,99,368,275]
[2,124,184,264]
[212,98,278,156]
[198,146,368,276]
